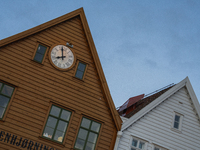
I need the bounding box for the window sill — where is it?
[38,136,65,148]
[171,128,182,134]
[73,76,85,82]
[0,119,5,123]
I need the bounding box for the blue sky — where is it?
[1,0,200,107]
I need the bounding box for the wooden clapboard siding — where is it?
[117,87,200,150]
[0,9,121,150]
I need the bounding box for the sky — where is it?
[0,0,200,108]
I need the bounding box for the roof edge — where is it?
[0,8,83,47]
[121,77,191,131]
[185,77,200,120]
[79,9,122,130]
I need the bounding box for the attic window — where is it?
[33,43,48,64]
[171,112,183,132]
[75,61,87,80]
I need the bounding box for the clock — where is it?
[49,44,76,70]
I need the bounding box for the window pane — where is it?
[174,122,179,129]
[75,138,85,150]
[78,128,88,140]
[43,126,54,139]
[139,142,145,149]
[46,116,57,128]
[91,122,101,133]
[34,53,43,63]
[85,142,95,150]
[50,105,61,117]
[0,83,2,89]
[57,120,68,132]
[87,132,97,143]
[0,95,10,107]
[0,107,5,118]
[175,115,180,122]
[75,70,84,79]
[60,110,71,121]
[54,130,65,142]
[81,118,91,129]
[78,62,86,72]
[1,85,14,97]
[37,44,47,55]
[132,139,138,147]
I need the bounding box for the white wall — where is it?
[117,87,200,150]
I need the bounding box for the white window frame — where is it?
[171,112,183,132]
[130,137,146,150]
[153,145,168,150]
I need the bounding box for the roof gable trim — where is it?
[0,8,82,47]
[121,77,199,131]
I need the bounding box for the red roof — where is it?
[118,94,144,112]
[118,84,175,118]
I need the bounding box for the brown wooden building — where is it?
[0,8,122,150]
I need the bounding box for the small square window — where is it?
[130,137,145,150]
[33,44,48,63]
[42,105,71,143]
[75,62,87,80]
[172,112,183,131]
[0,82,15,119]
[74,117,101,150]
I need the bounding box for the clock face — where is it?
[49,45,75,70]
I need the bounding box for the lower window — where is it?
[0,82,15,120]
[74,117,101,150]
[42,105,71,143]
[131,137,145,150]
[154,145,167,150]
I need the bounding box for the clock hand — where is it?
[61,46,64,60]
[56,56,66,59]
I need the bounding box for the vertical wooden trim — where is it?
[94,122,104,150]
[110,128,117,150]
[63,107,75,145]
[39,102,52,136]
[71,113,83,149]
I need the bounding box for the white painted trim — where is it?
[114,131,123,150]
[122,77,200,131]
[171,112,183,132]
[185,77,200,121]
[152,142,173,150]
[129,133,151,143]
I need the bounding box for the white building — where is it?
[114,77,200,150]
